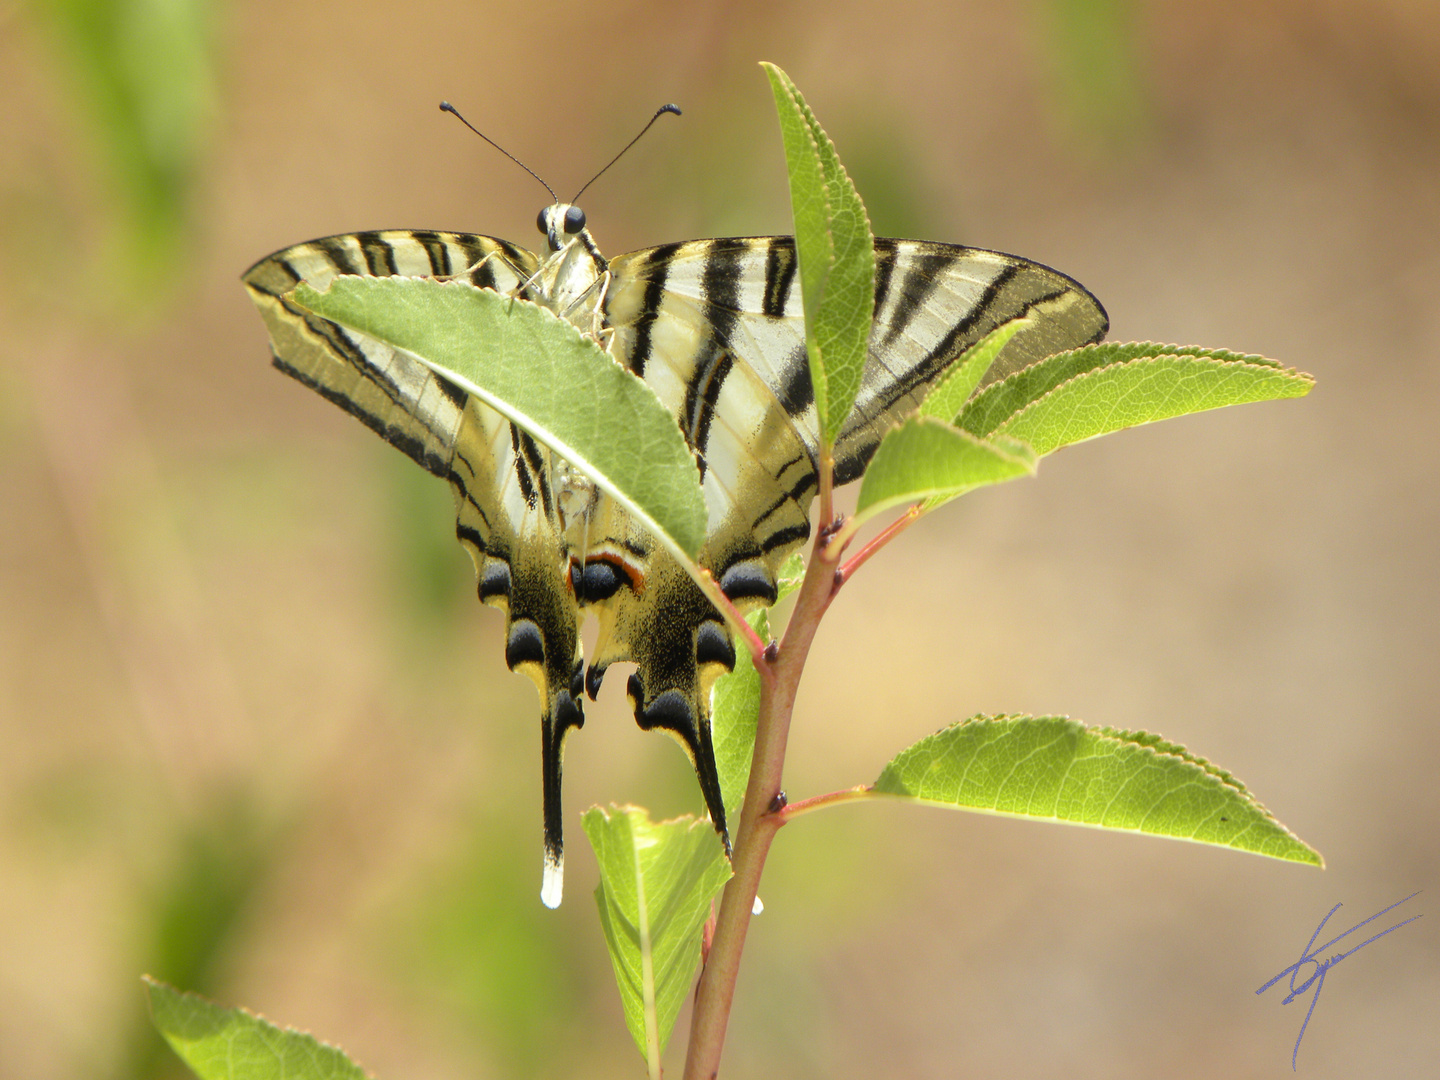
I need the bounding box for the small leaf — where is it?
[584,807,733,1065]
[763,62,876,448]
[993,355,1312,457]
[290,277,708,560]
[959,342,1311,446]
[918,317,1031,424]
[874,715,1322,865]
[145,978,370,1080]
[854,416,1036,523]
[712,551,805,818]
[774,550,806,601]
[712,608,770,821]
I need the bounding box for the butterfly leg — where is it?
[457,248,501,280]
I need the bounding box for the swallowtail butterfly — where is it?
[244,137,1107,907]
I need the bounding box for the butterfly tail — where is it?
[497,562,586,908]
[626,673,732,855]
[538,677,584,908]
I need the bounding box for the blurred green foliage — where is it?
[835,122,936,242]
[379,813,580,1075]
[37,0,217,308]
[116,797,277,1080]
[1035,0,1151,152]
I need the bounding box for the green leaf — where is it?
[290,277,707,560]
[958,342,1312,449]
[774,549,806,600]
[712,553,803,820]
[584,807,733,1066]
[854,416,1036,523]
[874,716,1322,865]
[917,317,1031,424]
[144,978,369,1080]
[763,62,876,448]
[712,608,769,822]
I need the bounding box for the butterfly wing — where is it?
[244,225,1109,906]
[595,235,1108,843]
[243,231,585,907]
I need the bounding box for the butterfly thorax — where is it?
[533,203,609,325]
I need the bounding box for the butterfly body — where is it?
[243,210,1107,906]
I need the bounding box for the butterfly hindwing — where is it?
[244,231,585,908]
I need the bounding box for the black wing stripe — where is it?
[686,351,733,465]
[468,252,500,291]
[903,261,1025,396]
[435,373,469,410]
[455,522,488,553]
[750,486,813,537]
[513,429,555,518]
[760,523,810,554]
[509,425,538,509]
[776,344,814,417]
[411,231,455,277]
[629,246,678,377]
[272,354,451,478]
[872,241,898,318]
[876,248,954,352]
[684,249,745,456]
[313,236,363,277]
[357,232,400,276]
[762,240,797,318]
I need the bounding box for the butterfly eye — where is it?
[563,205,587,234]
[536,208,551,235]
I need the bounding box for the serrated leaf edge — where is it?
[990,355,1315,444]
[143,977,373,1078]
[875,714,1322,866]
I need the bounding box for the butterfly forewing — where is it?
[608,237,1108,487]
[244,231,541,478]
[841,240,1108,481]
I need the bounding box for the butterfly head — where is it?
[538,202,590,252]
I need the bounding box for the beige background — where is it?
[2,1,1436,1077]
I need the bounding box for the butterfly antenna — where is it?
[440,101,559,204]
[570,103,681,204]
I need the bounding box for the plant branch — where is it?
[836,503,923,582]
[683,491,844,1079]
[777,785,875,820]
[817,447,835,535]
[694,566,771,669]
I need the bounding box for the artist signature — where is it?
[1257,891,1421,1069]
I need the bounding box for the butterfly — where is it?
[244,193,1107,906]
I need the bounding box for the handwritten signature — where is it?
[1257,891,1422,1069]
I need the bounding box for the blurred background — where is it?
[2,1,1437,1077]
